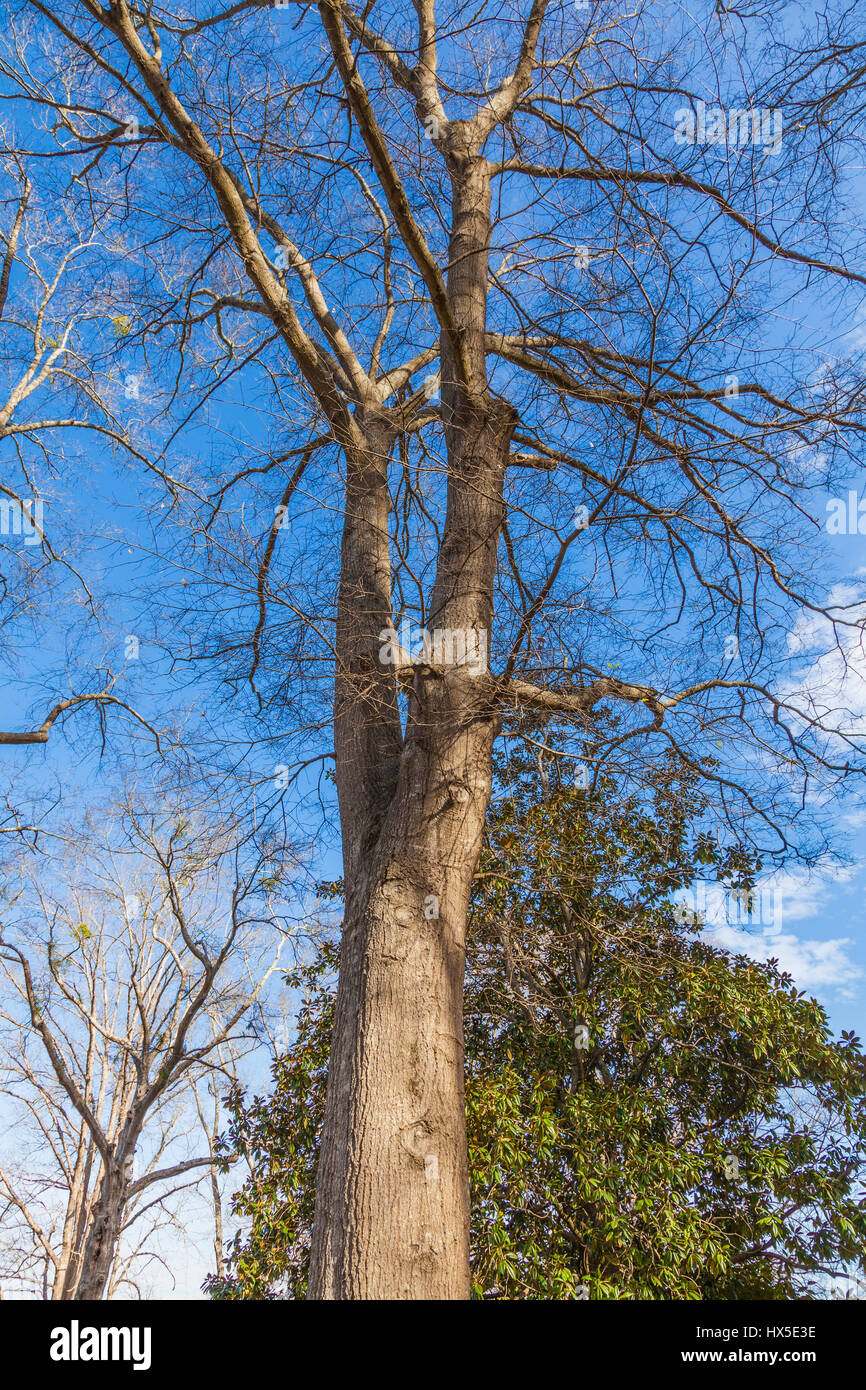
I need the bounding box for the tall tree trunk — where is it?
[308,148,512,1299]
[72,1165,124,1300]
[52,1130,94,1299]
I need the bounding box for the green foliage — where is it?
[208,949,334,1300]
[206,748,866,1300]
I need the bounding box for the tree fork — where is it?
[310,144,515,1295]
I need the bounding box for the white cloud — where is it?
[782,583,866,736]
[785,439,830,484]
[706,920,862,998]
[766,859,856,919]
[679,861,863,999]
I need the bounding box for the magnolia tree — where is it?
[2,0,866,1297]
[0,799,288,1298]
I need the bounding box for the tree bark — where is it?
[71,1165,124,1300]
[308,146,513,1299]
[52,1131,95,1299]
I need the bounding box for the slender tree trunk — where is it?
[53,1132,94,1299]
[309,147,512,1299]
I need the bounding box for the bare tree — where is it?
[0,796,288,1299]
[192,1074,228,1288]
[0,153,170,752]
[3,0,866,1297]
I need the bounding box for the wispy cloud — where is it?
[683,861,863,999]
[783,581,866,737]
[706,920,862,999]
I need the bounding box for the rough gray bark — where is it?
[309,137,514,1299]
[72,1165,126,1301]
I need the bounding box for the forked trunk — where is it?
[308,145,508,1299]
